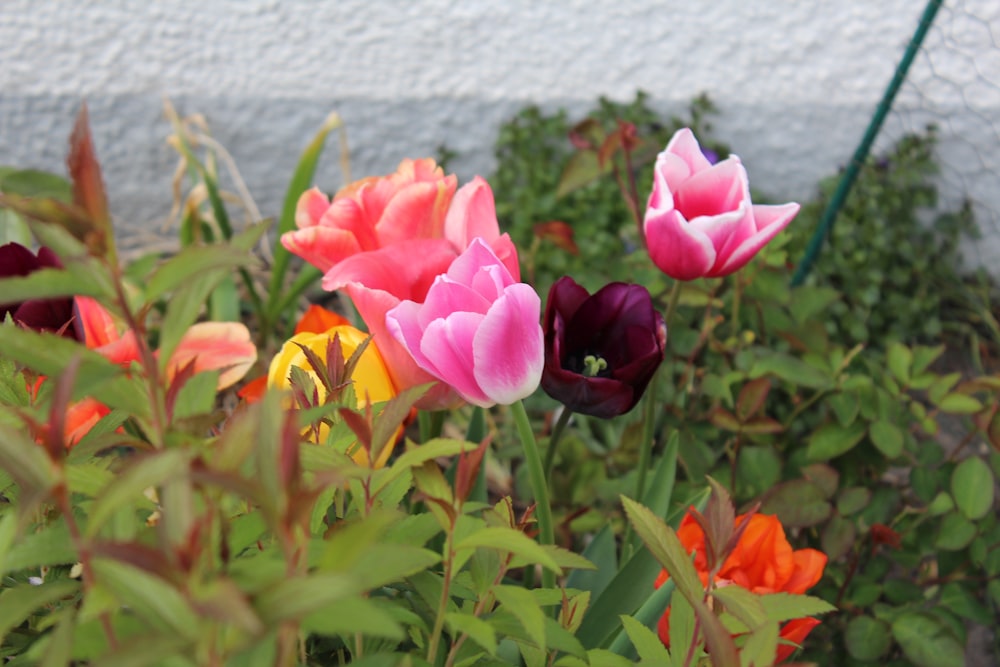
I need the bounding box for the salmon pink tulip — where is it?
[309,174,520,409]
[386,238,542,408]
[643,128,800,281]
[283,158,457,273]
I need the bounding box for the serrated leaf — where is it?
[739,619,779,667]
[372,438,477,496]
[447,612,498,655]
[620,497,703,604]
[91,558,199,641]
[493,584,546,650]
[758,593,836,623]
[0,579,79,643]
[455,527,561,574]
[713,585,766,631]
[620,614,670,663]
[951,457,994,520]
[145,245,255,304]
[2,520,77,576]
[85,450,188,537]
[302,596,404,641]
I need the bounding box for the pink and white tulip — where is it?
[385,238,543,408]
[643,128,799,281]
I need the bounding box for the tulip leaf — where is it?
[566,525,617,599]
[268,112,344,317]
[576,488,708,650]
[625,432,679,556]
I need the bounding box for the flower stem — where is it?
[634,367,660,502]
[511,399,555,590]
[543,408,573,482]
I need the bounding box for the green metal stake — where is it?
[791,0,943,287]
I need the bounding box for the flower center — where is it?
[582,354,608,378]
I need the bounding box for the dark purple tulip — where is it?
[0,242,78,338]
[542,277,666,418]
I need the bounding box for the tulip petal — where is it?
[489,233,522,282]
[674,158,749,221]
[74,296,120,349]
[445,237,516,289]
[376,178,457,245]
[473,283,543,405]
[709,203,800,277]
[322,239,457,302]
[418,277,493,328]
[295,304,350,335]
[644,209,717,281]
[168,322,257,389]
[420,312,492,406]
[444,176,502,250]
[294,187,332,229]
[281,225,364,274]
[664,127,714,176]
[356,284,460,410]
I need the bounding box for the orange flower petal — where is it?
[775,617,821,663]
[295,304,350,335]
[168,322,257,390]
[785,548,829,595]
[237,376,268,404]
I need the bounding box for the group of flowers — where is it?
[2,127,822,660]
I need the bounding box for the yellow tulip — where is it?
[268,325,399,467]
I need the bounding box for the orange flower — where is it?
[656,511,827,663]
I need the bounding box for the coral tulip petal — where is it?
[444,176,501,250]
[169,322,257,389]
[644,209,717,281]
[74,296,121,349]
[295,187,332,229]
[281,226,364,274]
[473,283,543,405]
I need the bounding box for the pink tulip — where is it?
[386,238,543,408]
[310,175,520,410]
[283,158,458,273]
[643,128,800,281]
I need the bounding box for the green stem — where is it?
[634,368,660,502]
[543,408,573,482]
[731,270,743,339]
[511,400,555,590]
[663,279,682,329]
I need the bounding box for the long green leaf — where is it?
[85,450,188,537]
[267,112,344,319]
[626,432,679,556]
[91,558,200,641]
[144,244,256,303]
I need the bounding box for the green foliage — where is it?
[786,127,980,347]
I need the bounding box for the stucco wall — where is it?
[1,0,998,266]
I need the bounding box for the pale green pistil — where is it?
[582,354,608,377]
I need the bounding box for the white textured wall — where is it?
[1,0,998,265]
